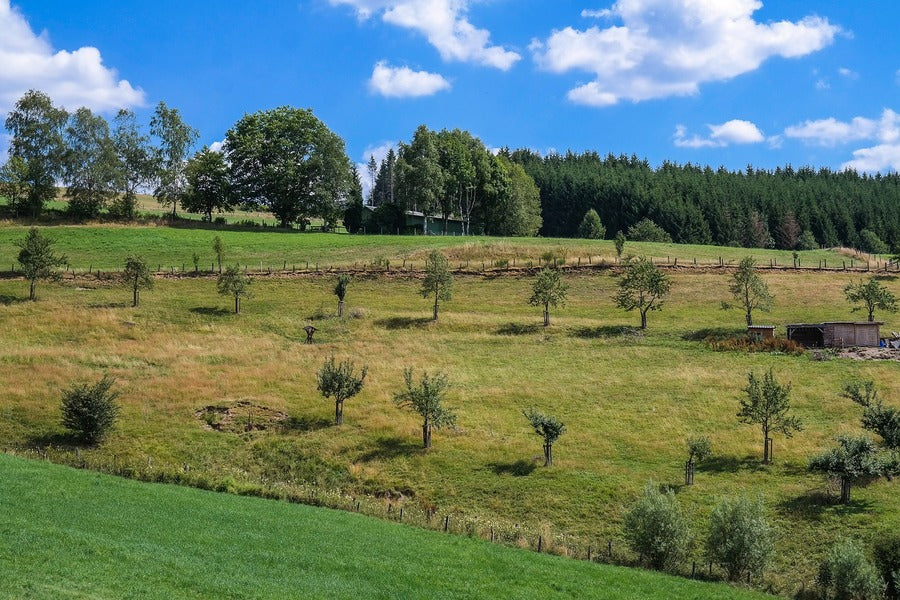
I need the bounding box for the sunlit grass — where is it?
[0,267,898,595]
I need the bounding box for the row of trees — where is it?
[1,90,360,228]
[511,150,900,252]
[357,126,542,237]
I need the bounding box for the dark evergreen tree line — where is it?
[511,150,900,251]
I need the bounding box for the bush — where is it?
[874,533,900,599]
[859,229,889,255]
[797,230,818,250]
[626,218,672,243]
[817,539,884,600]
[577,208,605,239]
[61,376,120,444]
[705,495,773,581]
[623,482,691,572]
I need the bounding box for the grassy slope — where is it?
[0,224,856,273]
[1,267,898,594]
[0,454,769,600]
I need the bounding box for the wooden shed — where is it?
[786,322,883,348]
[747,325,776,341]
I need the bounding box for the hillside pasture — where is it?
[0,265,898,594]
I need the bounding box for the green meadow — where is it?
[1,225,899,596]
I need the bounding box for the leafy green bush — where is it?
[61,376,120,444]
[577,208,605,239]
[873,533,900,599]
[705,495,773,582]
[858,229,889,255]
[817,539,884,600]
[796,230,818,250]
[623,482,691,572]
[626,218,672,243]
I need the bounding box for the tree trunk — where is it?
[840,477,851,504]
[640,310,648,330]
[217,258,222,274]
[763,432,771,464]
[543,305,550,327]
[868,308,875,322]
[338,300,344,318]
[133,286,139,307]
[433,294,439,321]
[544,443,552,467]
[234,295,240,314]
[685,460,695,485]
[335,400,343,426]
[746,310,753,326]
[29,278,36,301]
[423,423,431,449]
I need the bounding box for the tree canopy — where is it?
[225,106,353,229]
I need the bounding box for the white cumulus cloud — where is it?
[0,0,145,114]
[369,61,450,97]
[674,119,765,148]
[783,109,900,173]
[532,0,839,106]
[330,0,520,70]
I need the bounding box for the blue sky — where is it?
[2,0,899,176]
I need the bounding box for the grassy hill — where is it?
[0,453,770,599]
[0,223,868,275]
[0,224,898,595]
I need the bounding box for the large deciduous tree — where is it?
[613,256,671,329]
[723,256,773,326]
[844,277,898,322]
[0,156,31,216]
[62,108,119,219]
[738,369,802,464]
[150,101,198,218]
[393,368,456,449]
[4,90,68,218]
[111,109,155,220]
[16,227,66,301]
[396,125,443,230]
[183,147,234,222]
[225,106,353,229]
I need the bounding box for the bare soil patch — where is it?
[195,400,288,433]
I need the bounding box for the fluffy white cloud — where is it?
[331,0,520,70]
[532,0,839,106]
[842,144,900,173]
[785,109,898,146]
[674,119,765,148]
[838,67,858,79]
[0,0,144,113]
[368,61,450,97]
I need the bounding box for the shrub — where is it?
[705,495,773,581]
[796,230,818,250]
[873,533,900,599]
[859,229,889,255]
[626,218,672,243]
[61,376,120,444]
[623,482,691,572]
[577,208,605,239]
[817,539,884,600]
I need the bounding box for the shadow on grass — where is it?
[356,436,424,462]
[375,316,432,330]
[681,327,744,342]
[778,489,874,521]
[571,325,640,339]
[0,294,27,305]
[489,459,538,476]
[697,454,767,474]
[496,322,541,336]
[282,415,332,433]
[189,307,232,317]
[89,301,128,309]
[27,430,85,449]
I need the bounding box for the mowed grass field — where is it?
[0,223,860,274]
[0,233,898,595]
[0,454,771,600]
